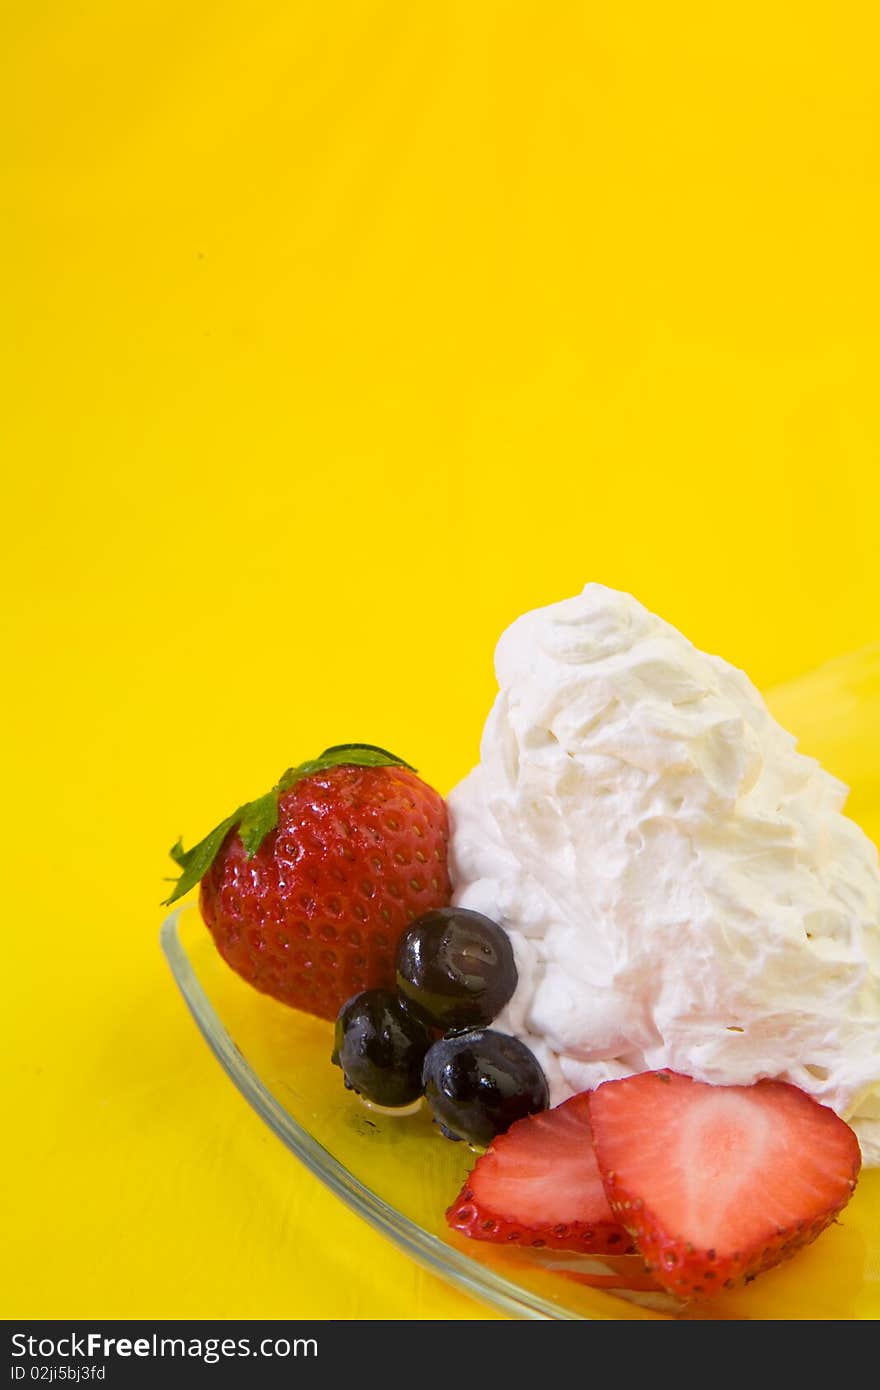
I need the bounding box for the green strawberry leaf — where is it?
[163,744,416,905]
[162,809,243,906]
[319,743,415,766]
[276,743,415,791]
[238,790,280,858]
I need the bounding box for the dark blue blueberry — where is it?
[333,989,431,1107]
[395,907,517,1031]
[422,1029,549,1146]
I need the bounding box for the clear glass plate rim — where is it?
[160,906,586,1321]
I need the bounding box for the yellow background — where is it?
[3,2,879,1318]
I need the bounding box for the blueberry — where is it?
[395,907,518,1031]
[332,990,431,1107]
[422,1029,549,1146]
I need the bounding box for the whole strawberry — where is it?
[165,745,451,1021]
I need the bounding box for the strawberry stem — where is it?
[162,744,417,906]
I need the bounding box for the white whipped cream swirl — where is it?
[448,585,880,1164]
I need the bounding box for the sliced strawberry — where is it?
[447,1093,633,1255]
[589,1071,861,1297]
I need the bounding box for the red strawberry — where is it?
[589,1071,861,1297]
[165,744,451,1021]
[447,1093,633,1255]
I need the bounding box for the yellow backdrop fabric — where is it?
[3,2,878,1318]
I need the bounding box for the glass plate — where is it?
[161,645,880,1321]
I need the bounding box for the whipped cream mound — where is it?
[448,585,880,1165]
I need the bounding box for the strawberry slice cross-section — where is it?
[589,1070,862,1297]
[447,1092,633,1255]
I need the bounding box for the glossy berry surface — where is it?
[395,907,517,1030]
[199,764,451,1020]
[332,989,432,1107]
[422,1030,549,1147]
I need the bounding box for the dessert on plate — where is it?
[166,584,879,1301]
